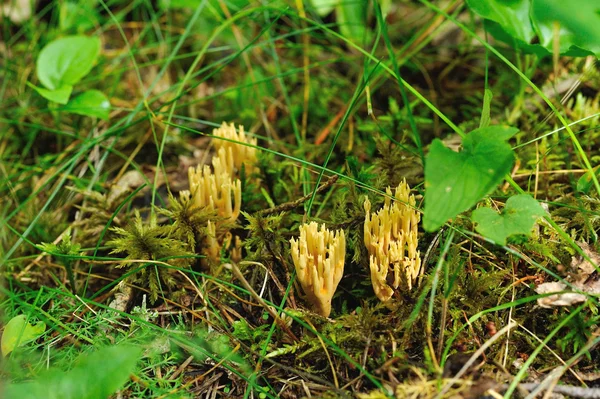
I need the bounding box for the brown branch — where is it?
[225,262,299,343]
[257,174,339,216]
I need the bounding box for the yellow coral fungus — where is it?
[187,162,241,223]
[290,222,345,317]
[205,220,220,263]
[213,146,235,179]
[184,123,249,267]
[364,179,421,302]
[212,122,257,173]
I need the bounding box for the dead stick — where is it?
[257,174,339,216]
[225,262,299,342]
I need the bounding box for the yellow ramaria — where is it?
[187,147,242,223]
[212,122,257,174]
[364,179,421,302]
[204,220,220,262]
[290,222,345,317]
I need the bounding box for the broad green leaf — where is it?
[1,315,46,356]
[36,35,100,91]
[30,83,73,104]
[63,90,110,120]
[423,125,518,231]
[472,194,546,245]
[531,0,600,57]
[466,0,535,43]
[467,0,600,58]
[483,19,550,58]
[2,345,141,399]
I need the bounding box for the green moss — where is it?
[107,210,194,303]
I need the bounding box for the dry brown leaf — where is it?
[535,282,586,308]
[1,0,33,24]
[535,242,600,308]
[570,241,600,282]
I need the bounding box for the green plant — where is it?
[472,194,547,245]
[1,314,46,356]
[4,1,600,397]
[2,344,141,399]
[107,211,194,303]
[59,1,100,33]
[242,211,288,261]
[556,311,599,360]
[29,35,109,119]
[423,125,518,231]
[466,0,600,57]
[39,228,82,293]
[158,193,216,250]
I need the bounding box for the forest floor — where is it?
[2,1,600,398]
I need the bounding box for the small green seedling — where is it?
[30,35,110,119]
[2,344,141,399]
[39,228,82,293]
[577,165,600,194]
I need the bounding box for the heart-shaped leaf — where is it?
[1,314,46,356]
[472,194,546,245]
[423,125,517,231]
[36,35,100,91]
[63,90,110,120]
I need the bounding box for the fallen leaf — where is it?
[535,278,600,308]
[570,241,600,281]
[535,282,586,308]
[1,0,33,23]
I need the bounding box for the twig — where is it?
[436,320,518,399]
[225,262,299,342]
[257,174,339,216]
[169,355,194,381]
[497,383,600,399]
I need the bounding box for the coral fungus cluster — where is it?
[288,180,422,315]
[290,222,346,317]
[212,121,258,174]
[186,157,242,223]
[364,179,421,302]
[183,122,256,264]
